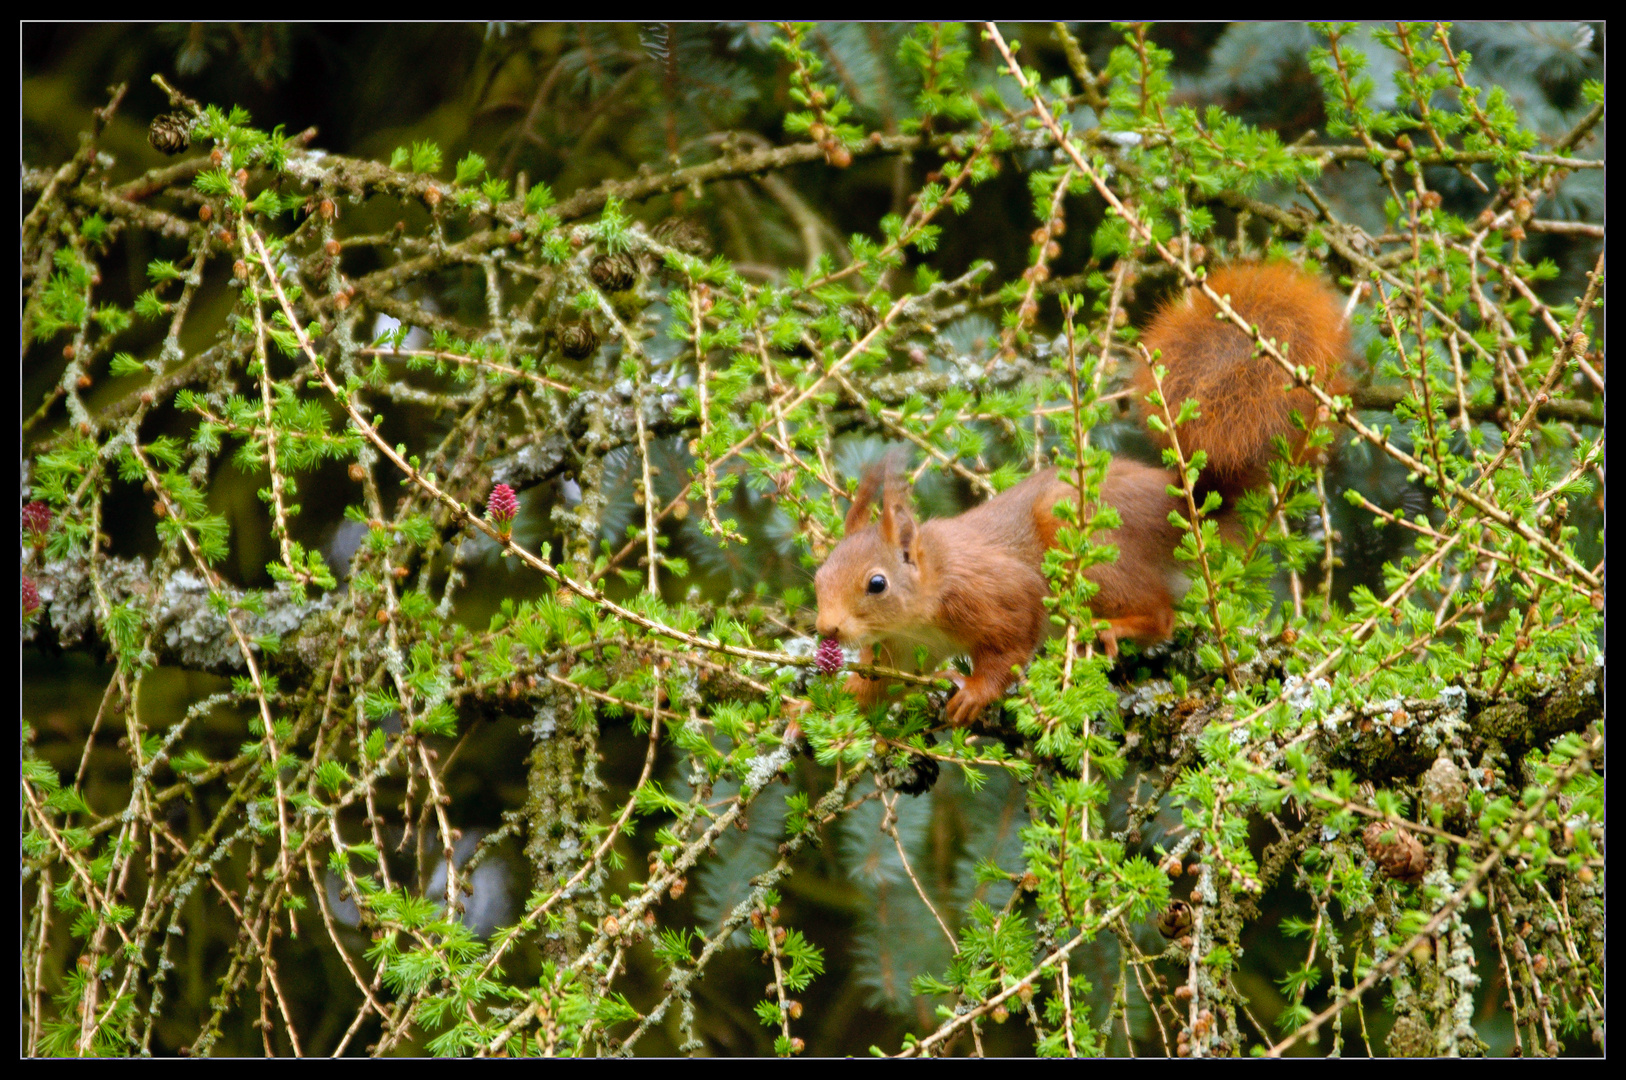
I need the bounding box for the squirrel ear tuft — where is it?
[881,497,916,554]
[844,449,914,535]
[877,450,917,550]
[880,448,913,505]
[843,469,880,534]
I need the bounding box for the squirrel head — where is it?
[814,454,924,645]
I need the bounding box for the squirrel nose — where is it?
[815,615,838,639]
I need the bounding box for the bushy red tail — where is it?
[1135,263,1350,500]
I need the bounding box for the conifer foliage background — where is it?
[22,23,1603,1057]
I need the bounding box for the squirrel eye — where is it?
[866,574,888,595]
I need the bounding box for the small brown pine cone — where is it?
[1155,900,1194,939]
[148,113,192,155]
[1364,821,1428,883]
[557,320,600,360]
[840,302,879,338]
[589,252,638,292]
[1420,757,1467,823]
[650,216,714,258]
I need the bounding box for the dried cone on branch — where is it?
[650,216,713,259]
[589,252,638,293]
[840,302,879,339]
[1155,900,1194,939]
[148,112,192,155]
[1363,821,1428,884]
[558,320,599,360]
[1385,1013,1435,1057]
[889,752,939,796]
[1420,757,1467,823]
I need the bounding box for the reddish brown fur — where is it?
[1134,263,1350,498]
[815,461,1188,723]
[815,263,1350,724]
[815,466,1067,723]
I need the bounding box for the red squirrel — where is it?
[813,262,1351,725]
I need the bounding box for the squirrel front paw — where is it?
[944,676,997,726]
